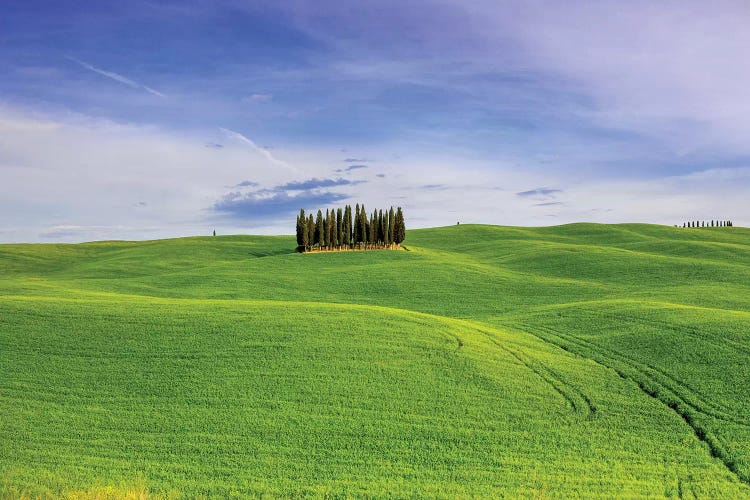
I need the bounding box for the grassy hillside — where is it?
[2,223,750,497]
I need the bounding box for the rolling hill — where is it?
[2,223,750,498]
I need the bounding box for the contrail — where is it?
[219,127,299,173]
[66,56,166,98]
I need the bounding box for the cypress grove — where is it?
[296,205,406,252]
[680,219,734,228]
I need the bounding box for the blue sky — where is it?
[1,0,749,241]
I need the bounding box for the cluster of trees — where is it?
[296,204,406,252]
[681,220,733,228]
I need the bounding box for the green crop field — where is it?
[2,223,750,498]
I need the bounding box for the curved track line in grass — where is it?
[510,321,750,485]
[482,337,595,420]
[523,322,750,427]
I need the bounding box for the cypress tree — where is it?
[324,210,330,249]
[307,214,315,251]
[315,210,324,249]
[295,213,301,248]
[384,210,390,247]
[369,212,376,248]
[301,214,309,251]
[328,209,336,249]
[388,207,395,247]
[359,204,368,249]
[352,204,362,248]
[345,205,352,248]
[296,209,307,251]
[394,207,406,247]
[354,204,361,248]
[336,208,343,249]
[343,205,349,248]
[378,209,384,246]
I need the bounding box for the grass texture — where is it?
[1,224,750,497]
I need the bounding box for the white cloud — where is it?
[0,106,312,242]
[1,103,748,243]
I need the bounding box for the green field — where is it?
[2,224,750,498]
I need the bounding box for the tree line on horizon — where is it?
[296,204,406,252]
[681,220,733,228]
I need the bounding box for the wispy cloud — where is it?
[66,56,166,98]
[243,94,273,103]
[516,188,562,198]
[279,177,361,190]
[676,167,750,182]
[219,127,298,172]
[335,164,368,173]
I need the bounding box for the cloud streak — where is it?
[516,188,562,198]
[219,127,298,173]
[279,177,360,190]
[66,56,166,98]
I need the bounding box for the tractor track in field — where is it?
[467,326,596,421]
[523,322,750,427]
[512,320,750,485]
